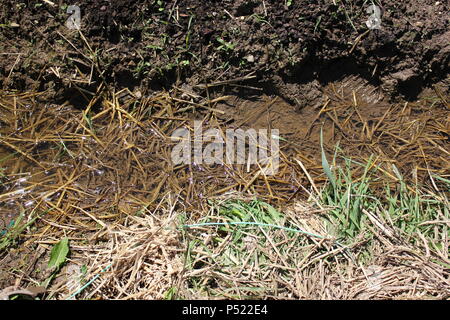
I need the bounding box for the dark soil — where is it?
[0,0,449,107]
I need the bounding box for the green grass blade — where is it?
[320,127,336,190]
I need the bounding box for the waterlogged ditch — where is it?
[0,81,449,299]
[0,0,449,300]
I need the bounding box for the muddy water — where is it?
[0,78,448,232]
[214,77,449,188]
[216,76,389,157]
[0,145,47,235]
[0,146,19,236]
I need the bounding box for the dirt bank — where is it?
[1,0,449,107]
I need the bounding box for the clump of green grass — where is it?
[181,199,338,298]
[320,154,375,239]
[319,137,450,254]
